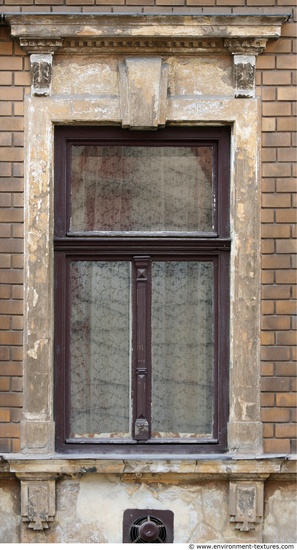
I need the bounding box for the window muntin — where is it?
[54,126,230,453]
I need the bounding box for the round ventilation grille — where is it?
[129,515,167,543]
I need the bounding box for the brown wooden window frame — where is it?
[54,125,230,455]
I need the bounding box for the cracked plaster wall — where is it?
[2,474,294,543]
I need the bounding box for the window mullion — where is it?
[133,256,151,442]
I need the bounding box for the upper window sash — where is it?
[54,126,230,240]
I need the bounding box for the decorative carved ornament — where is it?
[119,57,168,129]
[17,474,57,531]
[229,481,264,532]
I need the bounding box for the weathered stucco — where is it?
[0,478,21,543]
[0,467,296,543]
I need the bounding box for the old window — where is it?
[54,126,230,454]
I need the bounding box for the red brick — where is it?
[262,71,291,85]
[261,393,275,407]
[11,377,22,392]
[0,363,22,376]
[262,301,274,314]
[261,209,274,223]
[0,255,11,269]
[10,408,22,422]
[277,117,297,132]
[262,224,291,238]
[261,362,274,376]
[263,132,291,147]
[0,332,22,345]
[0,269,23,284]
[262,254,291,269]
[261,346,291,361]
[275,424,297,438]
[277,87,297,101]
[262,118,276,132]
[262,240,274,254]
[264,438,291,453]
[261,331,274,345]
[262,148,276,162]
[0,377,10,391]
[0,393,22,407]
[261,407,290,422]
[0,301,23,315]
[276,55,297,70]
[11,316,23,330]
[275,270,297,284]
[261,377,290,392]
[276,239,297,253]
[262,286,291,300]
[0,423,20,438]
[0,409,10,422]
[262,102,291,117]
[275,208,297,222]
[0,348,9,361]
[277,148,297,162]
[0,317,10,330]
[265,39,293,54]
[276,331,297,345]
[0,439,11,453]
[262,193,291,208]
[0,58,23,71]
[276,393,297,407]
[263,423,274,438]
[0,209,23,223]
[276,300,297,315]
[275,363,297,376]
[0,285,11,299]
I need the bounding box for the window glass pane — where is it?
[70,261,131,438]
[151,261,214,438]
[71,146,214,233]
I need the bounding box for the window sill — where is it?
[1,452,296,480]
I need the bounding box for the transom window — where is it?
[54,126,230,454]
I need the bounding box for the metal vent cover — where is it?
[123,509,174,543]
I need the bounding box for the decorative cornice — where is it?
[6,13,289,56]
[61,37,224,55]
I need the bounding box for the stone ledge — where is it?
[2,454,296,479]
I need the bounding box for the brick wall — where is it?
[0,1,296,455]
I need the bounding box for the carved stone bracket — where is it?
[119,57,168,129]
[224,38,267,98]
[233,54,256,98]
[229,481,264,532]
[17,473,57,531]
[19,38,63,96]
[30,54,53,96]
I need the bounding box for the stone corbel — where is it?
[224,38,267,98]
[19,38,63,96]
[119,57,168,130]
[17,473,57,531]
[229,480,264,532]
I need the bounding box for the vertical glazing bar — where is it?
[133,256,151,441]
